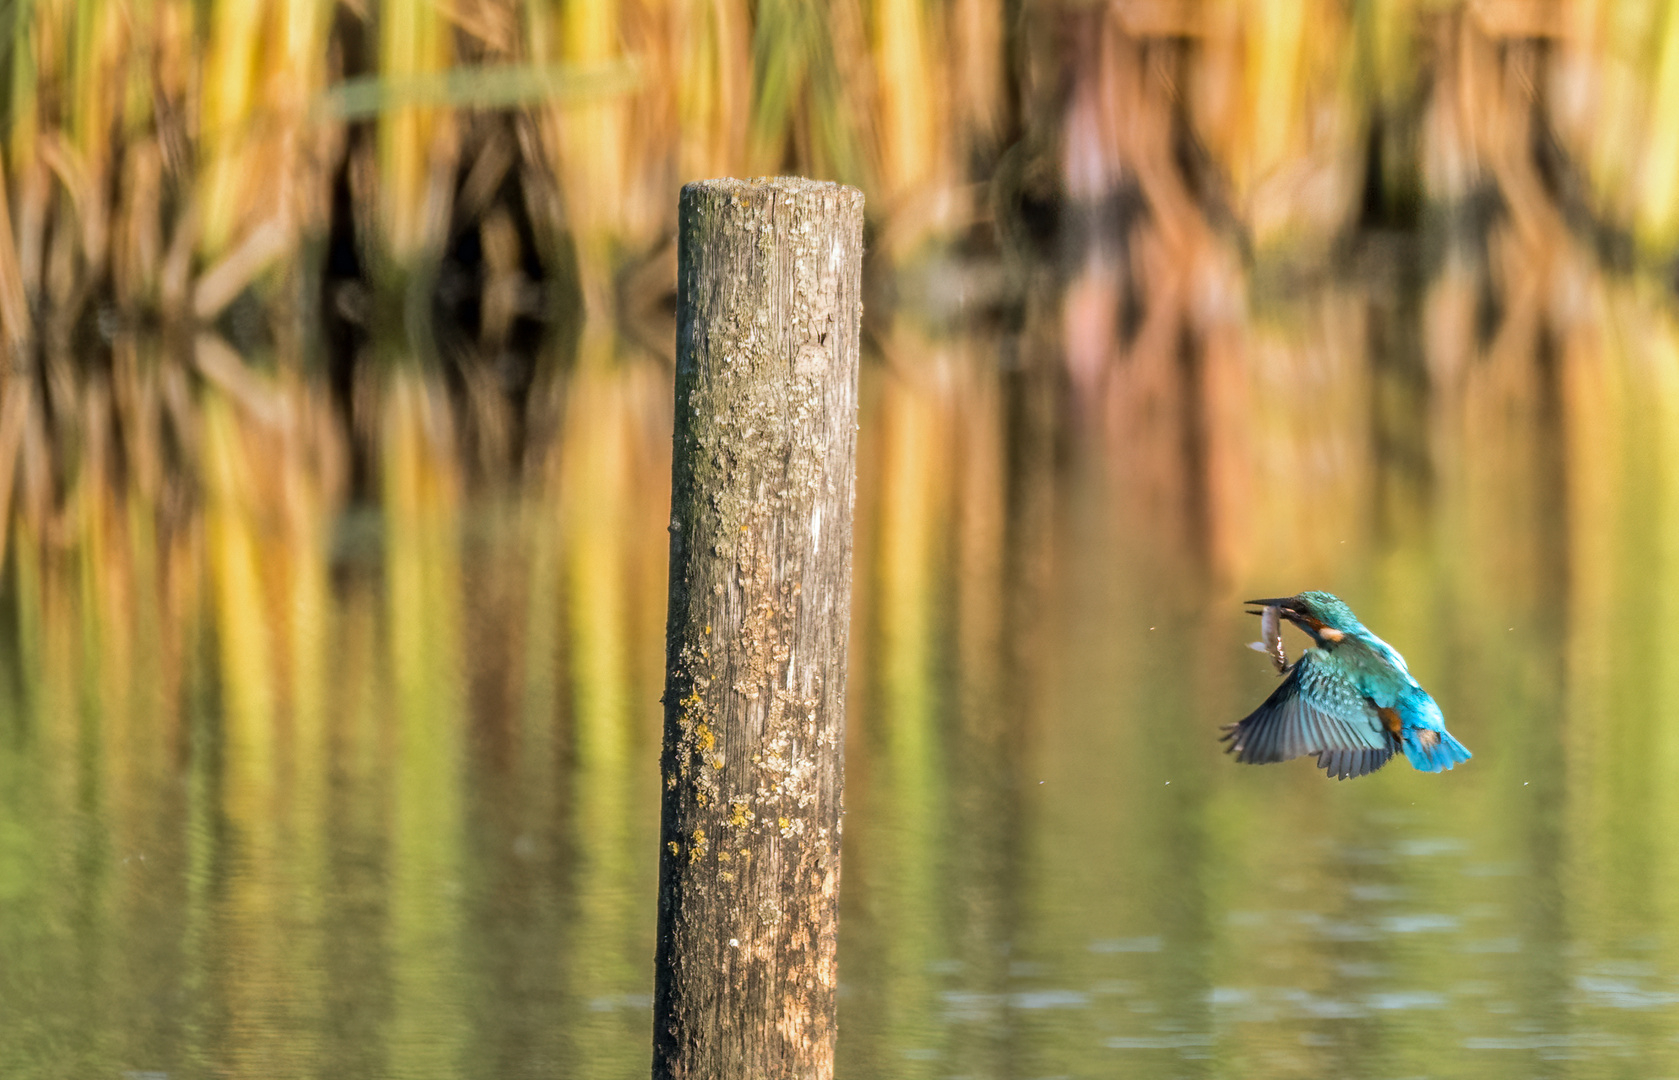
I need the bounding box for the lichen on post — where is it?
[653,177,863,1080]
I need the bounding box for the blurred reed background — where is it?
[11,1,1679,1077]
[4,0,1679,579]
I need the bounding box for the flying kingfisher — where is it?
[1221,591,1471,780]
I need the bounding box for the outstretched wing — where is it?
[1221,651,1399,780]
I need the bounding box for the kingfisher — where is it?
[1221,591,1471,780]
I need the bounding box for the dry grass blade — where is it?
[194,333,283,428]
[0,372,30,569]
[193,217,293,322]
[322,60,641,119]
[0,149,32,348]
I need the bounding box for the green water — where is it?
[5,282,1679,1080]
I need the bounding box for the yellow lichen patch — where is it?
[675,688,710,781]
[727,800,755,828]
[668,841,681,857]
[675,680,722,807]
[778,816,791,831]
[689,827,708,863]
[718,849,731,862]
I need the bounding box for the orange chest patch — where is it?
[1373,707,1441,748]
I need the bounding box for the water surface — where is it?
[4,278,1679,1080]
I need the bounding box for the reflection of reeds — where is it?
[0,342,681,1074]
[860,343,952,1072]
[14,263,1679,1070]
[382,371,473,1078]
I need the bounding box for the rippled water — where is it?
[837,464,1605,1080]
[7,275,1679,1079]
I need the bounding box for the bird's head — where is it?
[1245,590,1364,646]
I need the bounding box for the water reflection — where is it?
[8,270,1679,1078]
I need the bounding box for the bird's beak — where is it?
[1245,597,1306,624]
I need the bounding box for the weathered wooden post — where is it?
[653,178,864,1079]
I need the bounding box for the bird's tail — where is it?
[1403,729,1471,772]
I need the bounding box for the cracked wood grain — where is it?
[653,177,863,1080]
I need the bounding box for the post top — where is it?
[681,176,863,206]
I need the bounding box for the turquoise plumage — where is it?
[1221,591,1471,780]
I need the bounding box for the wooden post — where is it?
[653,177,864,1080]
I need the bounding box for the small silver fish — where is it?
[1247,604,1287,673]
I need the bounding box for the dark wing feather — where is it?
[1221,652,1399,777]
[1319,746,1394,781]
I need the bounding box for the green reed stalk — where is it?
[379,0,454,268]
